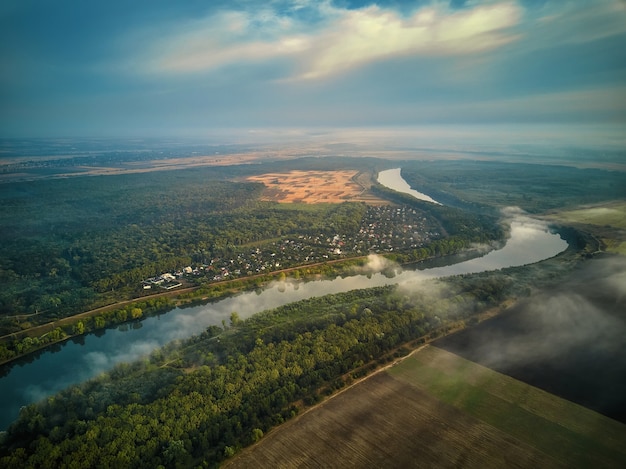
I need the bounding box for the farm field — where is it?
[245,170,386,204]
[550,202,626,229]
[546,201,626,254]
[390,346,626,467]
[0,146,307,182]
[226,346,626,468]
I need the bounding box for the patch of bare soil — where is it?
[245,170,386,204]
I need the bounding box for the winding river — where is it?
[0,169,568,430]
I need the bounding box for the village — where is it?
[142,204,441,290]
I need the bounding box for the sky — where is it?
[1,0,625,140]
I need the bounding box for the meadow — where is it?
[547,201,626,254]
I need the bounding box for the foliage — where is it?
[399,161,626,213]
[0,271,525,468]
[0,166,369,329]
[0,297,173,362]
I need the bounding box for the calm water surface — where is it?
[377,168,441,204]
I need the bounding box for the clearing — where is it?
[245,170,386,204]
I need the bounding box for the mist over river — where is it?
[0,170,568,430]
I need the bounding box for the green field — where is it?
[553,203,626,229]
[548,202,626,254]
[389,346,626,468]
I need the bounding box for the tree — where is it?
[251,428,264,442]
[73,321,85,335]
[230,312,241,327]
[116,309,128,323]
[162,440,186,464]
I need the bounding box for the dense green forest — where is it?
[0,157,510,339]
[0,257,572,468]
[399,161,626,213]
[0,165,370,327]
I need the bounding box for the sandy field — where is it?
[245,170,386,204]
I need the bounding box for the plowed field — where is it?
[225,346,626,468]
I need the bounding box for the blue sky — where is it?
[1,0,625,140]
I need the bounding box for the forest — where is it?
[2,157,623,359]
[0,164,365,326]
[0,157,512,339]
[399,161,626,213]
[0,253,580,468]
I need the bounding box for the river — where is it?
[0,169,568,430]
[377,168,441,204]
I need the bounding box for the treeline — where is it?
[399,161,626,213]
[0,297,173,364]
[0,271,528,468]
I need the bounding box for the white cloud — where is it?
[150,10,308,73]
[144,1,523,80]
[294,2,522,80]
[531,0,626,47]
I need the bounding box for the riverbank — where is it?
[0,257,365,367]
[1,217,586,369]
[0,236,513,368]
[0,244,480,368]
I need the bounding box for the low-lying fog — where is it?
[436,255,626,423]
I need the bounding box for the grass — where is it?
[389,346,626,468]
[551,202,626,229]
[547,201,626,254]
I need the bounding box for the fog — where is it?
[436,255,626,421]
[463,293,623,368]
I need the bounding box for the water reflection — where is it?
[377,168,441,204]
